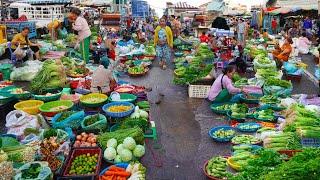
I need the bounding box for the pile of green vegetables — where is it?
[98,127,144,149]
[232,135,261,145]
[60,56,76,70]
[261,148,320,180]
[265,78,292,88]
[230,104,248,119]
[229,151,256,169]
[145,45,156,55]
[84,114,100,126]
[30,59,67,94]
[211,128,235,139]
[21,163,42,179]
[263,132,302,151]
[232,144,262,155]
[254,109,275,121]
[56,111,75,123]
[173,64,213,85]
[65,34,77,44]
[212,104,232,111]
[260,95,280,104]
[119,117,149,132]
[231,149,284,180]
[136,101,150,111]
[196,44,214,60]
[206,156,231,179]
[256,69,281,79]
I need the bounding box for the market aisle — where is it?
[123,65,207,179]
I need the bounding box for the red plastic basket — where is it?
[62,147,102,179]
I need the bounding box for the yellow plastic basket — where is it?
[227,157,241,171]
[14,100,44,115]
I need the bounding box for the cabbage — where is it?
[114,155,122,163]
[133,145,145,158]
[123,137,136,150]
[104,147,117,160]
[107,138,117,148]
[120,149,133,162]
[117,144,124,154]
[139,110,148,118]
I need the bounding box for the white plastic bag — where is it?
[6,110,40,137]
[13,45,26,60]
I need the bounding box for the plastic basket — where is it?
[33,92,62,102]
[226,111,246,123]
[208,125,236,142]
[14,100,44,115]
[0,63,13,80]
[0,92,14,104]
[227,157,241,171]
[80,93,108,108]
[52,111,85,129]
[39,100,74,117]
[99,163,129,177]
[210,102,232,115]
[60,94,80,104]
[102,102,135,118]
[81,114,107,131]
[188,84,211,98]
[203,160,227,180]
[62,147,102,179]
[108,93,137,103]
[10,91,31,100]
[301,138,320,147]
[236,122,262,132]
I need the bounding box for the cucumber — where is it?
[233,144,251,150]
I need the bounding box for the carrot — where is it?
[104,171,131,177]
[101,175,114,180]
[108,166,126,172]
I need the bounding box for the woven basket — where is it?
[81,114,108,131]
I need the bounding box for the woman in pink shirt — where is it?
[207,65,244,103]
[68,8,92,63]
[297,32,311,54]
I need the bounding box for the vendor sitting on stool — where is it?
[207,65,246,103]
[11,27,41,60]
[272,37,293,68]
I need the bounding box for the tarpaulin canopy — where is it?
[206,0,225,12]
[268,7,291,15]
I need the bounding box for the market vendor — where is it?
[68,8,91,63]
[154,17,173,70]
[199,32,209,43]
[297,32,312,54]
[47,19,62,40]
[272,37,293,68]
[207,65,245,103]
[11,27,41,60]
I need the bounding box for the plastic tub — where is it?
[14,100,44,115]
[80,93,108,108]
[102,102,135,118]
[62,147,102,179]
[39,100,74,117]
[208,125,236,143]
[108,93,137,103]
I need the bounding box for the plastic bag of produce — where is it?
[51,111,85,129]
[39,129,69,143]
[6,110,40,138]
[20,134,40,144]
[263,85,292,98]
[81,114,108,131]
[283,62,298,74]
[13,45,26,60]
[13,161,53,180]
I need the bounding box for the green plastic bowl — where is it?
[39,100,74,113]
[11,91,31,100]
[33,92,62,102]
[109,93,137,103]
[0,92,15,104]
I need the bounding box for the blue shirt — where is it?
[303,19,312,29]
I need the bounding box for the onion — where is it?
[91,143,97,147]
[81,132,86,136]
[89,133,94,137]
[82,137,87,142]
[91,137,96,143]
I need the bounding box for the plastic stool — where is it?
[144,121,157,140]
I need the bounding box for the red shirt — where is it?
[271,20,277,29]
[200,35,209,43]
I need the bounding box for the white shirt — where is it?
[72,16,91,42]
